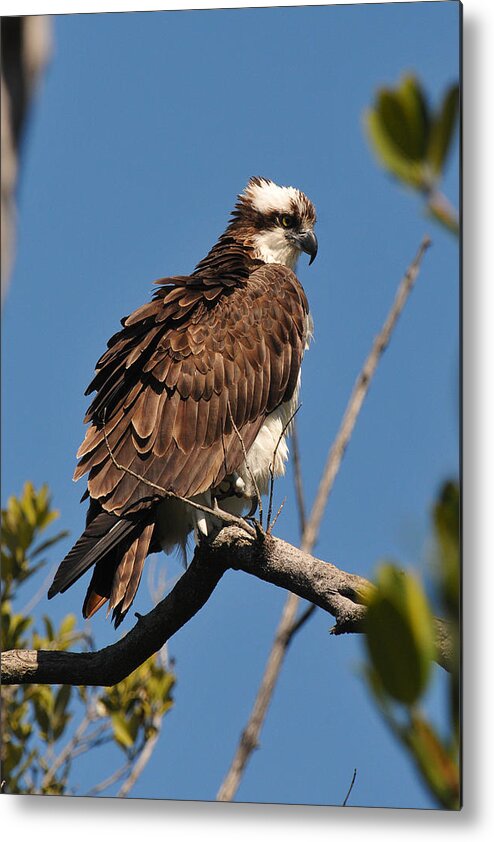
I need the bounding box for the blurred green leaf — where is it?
[433,480,460,608]
[432,479,460,739]
[398,75,430,160]
[111,713,135,749]
[405,713,460,809]
[365,74,459,233]
[366,108,426,188]
[43,616,55,642]
[365,563,436,705]
[427,84,459,176]
[1,482,66,599]
[378,89,419,159]
[365,75,433,189]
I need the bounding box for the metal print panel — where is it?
[1,1,461,809]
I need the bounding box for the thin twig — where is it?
[102,416,256,538]
[216,236,432,802]
[227,400,263,526]
[268,496,286,534]
[426,189,459,236]
[342,768,358,806]
[290,419,307,537]
[285,602,316,640]
[266,404,301,530]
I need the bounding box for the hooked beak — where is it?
[293,229,318,265]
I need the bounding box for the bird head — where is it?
[232,176,318,270]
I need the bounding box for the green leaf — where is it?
[427,84,459,176]
[364,76,434,189]
[405,713,460,809]
[111,713,135,750]
[54,684,72,719]
[433,480,460,616]
[365,563,436,705]
[21,483,38,527]
[43,615,55,642]
[59,613,77,638]
[397,75,430,160]
[365,108,426,189]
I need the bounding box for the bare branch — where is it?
[216,235,432,801]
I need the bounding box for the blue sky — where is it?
[2,2,460,808]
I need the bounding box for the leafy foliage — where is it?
[1,483,175,796]
[365,75,459,234]
[99,660,174,752]
[2,481,68,603]
[362,480,460,810]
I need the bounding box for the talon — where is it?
[246,498,258,518]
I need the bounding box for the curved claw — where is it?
[245,497,258,518]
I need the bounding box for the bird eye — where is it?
[280,214,294,228]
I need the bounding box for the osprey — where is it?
[48,177,318,626]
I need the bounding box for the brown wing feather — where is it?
[76,263,309,516]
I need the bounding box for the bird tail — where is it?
[48,506,154,627]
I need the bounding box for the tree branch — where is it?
[1,526,452,687]
[1,542,228,686]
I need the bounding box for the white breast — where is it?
[239,386,299,498]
